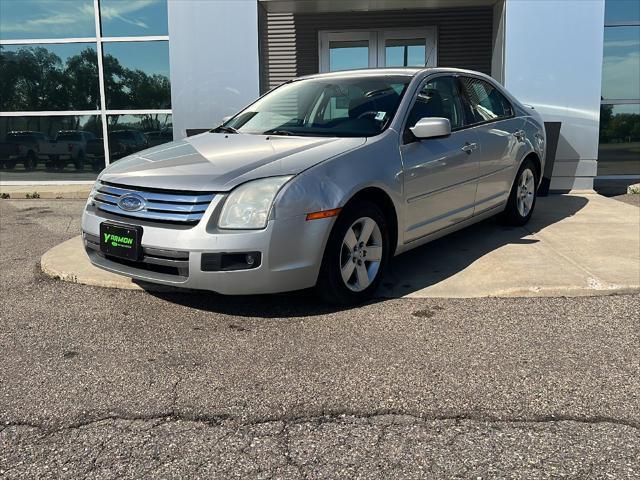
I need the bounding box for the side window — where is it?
[405,76,465,131]
[460,77,513,123]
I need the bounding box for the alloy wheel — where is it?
[339,216,383,292]
[516,168,535,217]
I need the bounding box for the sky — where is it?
[0,0,168,39]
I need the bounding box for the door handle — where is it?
[513,130,526,141]
[461,142,477,154]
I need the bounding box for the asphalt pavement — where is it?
[1,199,639,479]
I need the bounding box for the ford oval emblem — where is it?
[117,194,146,212]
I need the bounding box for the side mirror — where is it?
[409,117,451,139]
[221,116,232,124]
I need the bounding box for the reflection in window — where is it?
[0,44,100,111]
[106,114,172,161]
[0,115,102,181]
[102,41,171,109]
[605,0,640,24]
[385,39,425,67]
[598,104,640,176]
[100,0,168,37]
[0,0,95,40]
[329,41,369,71]
[460,77,513,122]
[601,27,640,100]
[407,77,464,130]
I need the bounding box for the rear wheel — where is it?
[500,158,538,226]
[55,156,66,171]
[316,201,390,305]
[74,150,85,171]
[23,151,37,171]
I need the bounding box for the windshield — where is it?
[223,75,412,137]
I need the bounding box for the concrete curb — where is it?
[41,236,171,292]
[41,234,639,299]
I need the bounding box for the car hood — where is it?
[99,133,366,192]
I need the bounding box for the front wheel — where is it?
[316,201,390,306]
[500,159,538,226]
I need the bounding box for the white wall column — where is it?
[502,0,605,191]
[168,0,260,140]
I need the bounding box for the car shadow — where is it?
[145,195,589,318]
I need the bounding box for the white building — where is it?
[1,0,638,192]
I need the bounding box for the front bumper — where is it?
[81,198,333,295]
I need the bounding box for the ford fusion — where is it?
[83,68,545,305]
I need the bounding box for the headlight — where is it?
[86,182,99,207]
[218,176,292,230]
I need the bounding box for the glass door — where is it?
[379,29,437,68]
[319,31,377,72]
[319,28,437,72]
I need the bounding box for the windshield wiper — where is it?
[264,129,295,136]
[210,125,239,134]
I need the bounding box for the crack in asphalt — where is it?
[2,409,638,435]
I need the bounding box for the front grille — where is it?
[93,181,215,225]
[84,232,189,279]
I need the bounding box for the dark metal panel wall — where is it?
[261,7,494,92]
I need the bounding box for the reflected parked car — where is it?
[86,130,150,171]
[83,68,546,305]
[0,130,86,171]
[86,138,107,172]
[0,131,47,170]
[52,130,97,171]
[109,130,149,160]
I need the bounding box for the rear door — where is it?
[400,75,480,242]
[458,76,528,213]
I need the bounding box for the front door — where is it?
[319,28,437,72]
[400,75,479,242]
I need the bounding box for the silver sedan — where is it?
[82,68,545,305]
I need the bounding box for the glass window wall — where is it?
[100,0,168,37]
[0,0,171,182]
[106,113,172,162]
[599,1,640,177]
[0,115,102,181]
[103,41,171,109]
[0,0,96,40]
[0,43,100,111]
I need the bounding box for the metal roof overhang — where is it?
[259,0,498,14]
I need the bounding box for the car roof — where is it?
[296,67,488,82]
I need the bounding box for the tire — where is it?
[55,156,66,171]
[316,200,390,306]
[24,151,37,171]
[500,158,538,226]
[74,151,85,171]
